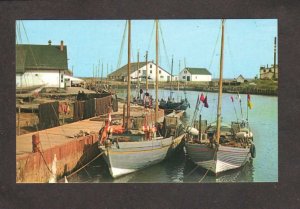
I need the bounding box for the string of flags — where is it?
[230,93,253,110]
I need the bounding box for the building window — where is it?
[35,74,38,76]
[195,76,197,79]
[159,70,161,74]
[139,70,141,73]
[150,64,152,68]
[184,70,187,74]
[160,76,164,79]
[183,76,186,79]
[264,70,266,73]
[150,70,152,74]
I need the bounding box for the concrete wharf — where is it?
[16,103,165,183]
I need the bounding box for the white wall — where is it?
[130,63,171,82]
[179,70,192,81]
[179,69,211,81]
[191,74,212,81]
[16,69,65,88]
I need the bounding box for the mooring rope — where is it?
[65,151,104,179]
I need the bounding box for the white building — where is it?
[108,61,172,82]
[260,64,278,80]
[234,74,246,83]
[179,67,212,82]
[16,41,71,88]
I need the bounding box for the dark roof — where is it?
[16,44,68,73]
[185,67,211,75]
[108,62,148,77]
[237,74,245,79]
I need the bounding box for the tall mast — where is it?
[178,60,180,92]
[170,55,174,98]
[101,62,104,83]
[155,19,159,124]
[137,50,140,98]
[106,63,109,84]
[273,37,277,79]
[145,51,148,92]
[216,19,225,144]
[127,20,131,130]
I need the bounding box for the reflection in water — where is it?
[68,147,254,183]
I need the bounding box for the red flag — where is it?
[203,96,209,108]
[200,93,205,103]
[230,96,234,102]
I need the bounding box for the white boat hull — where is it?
[185,143,251,174]
[101,134,185,178]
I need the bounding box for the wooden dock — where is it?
[16,103,165,183]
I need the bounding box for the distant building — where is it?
[108,61,173,82]
[179,67,212,82]
[260,64,278,80]
[16,40,72,88]
[234,74,246,83]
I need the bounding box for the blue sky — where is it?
[16,19,277,79]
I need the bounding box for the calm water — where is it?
[68,89,278,183]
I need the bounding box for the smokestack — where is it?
[60,40,64,51]
[48,40,52,45]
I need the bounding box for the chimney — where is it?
[48,40,52,45]
[60,40,64,51]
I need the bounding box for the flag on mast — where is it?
[203,96,209,108]
[200,93,205,103]
[247,94,253,109]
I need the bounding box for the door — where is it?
[187,76,190,81]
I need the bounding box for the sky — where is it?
[16,19,277,79]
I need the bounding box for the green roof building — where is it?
[16,41,70,88]
[179,67,212,82]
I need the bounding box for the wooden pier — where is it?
[16,103,165,183]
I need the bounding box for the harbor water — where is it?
[68,89,278,183]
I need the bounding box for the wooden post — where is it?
[137,50,140,99]
[127,20,131,130]
[274,37,277,79]
[198,114,201,141]
[123,104,126,127]
[216,19,225,144]
[155,19,159,124]
[146,51,148,92]
[18,106,20,136]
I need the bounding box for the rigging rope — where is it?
[159,22,171,71]
[147,20,155,53]
[117,20,128,69]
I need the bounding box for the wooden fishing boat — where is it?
[185,19,256,175]
[98,20,185,178]
[159,56,190,113]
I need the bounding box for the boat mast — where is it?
[170,55,174,98]
[146,51,148,92]
[178,60,180,92]
[216,19,225,144]
[273,37,277,79]
[137,50,140,99]
[127,20,131,130]
[155,19,159,124]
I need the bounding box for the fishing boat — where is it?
[185,19,256,175]
[98,20,186,178]
[159,56,190,113]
